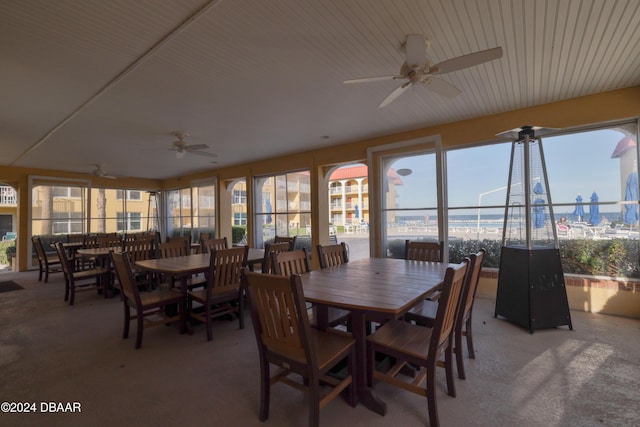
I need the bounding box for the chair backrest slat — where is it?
[54,242,74,275]
[405,240,443,262]
[316,243,349,269]
[243,271,311,361]
[431,260,468,353]
[200,237,228,254]
[271,249,310,276]
[123,239,155,262]
[157,240,188,258]
[261,242,291,274]
[460,249,485,319]
[207,247,248,295]
[274,235,297,251]
[111,251,141,306]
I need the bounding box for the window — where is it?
[254,171,311,248]
[446,121,640,276]
[381,152,440,258]
[116,190,142,200]
[90,188,150,234]
[234,212,247,225]
[117,212,142,231]
[166,188,192,238]
[52,186,82,198]
[233,189,247,204]
[32,183,87,236]
[192,181,216,238]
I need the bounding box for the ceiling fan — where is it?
[344,34,503,108]
[92,163,117,179]
[169,132,218,159]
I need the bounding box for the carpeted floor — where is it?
[0,280,23,293]
[1,269,639,426]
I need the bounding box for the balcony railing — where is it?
[0,186,17,205]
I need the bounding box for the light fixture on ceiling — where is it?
[175,149,185,159]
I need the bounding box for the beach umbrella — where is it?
[624,172,639,224]
[573,194,585,222]
[589,192,600,225]
[532,182,545,228]
[354,204,359,220]
[265,198,272,224]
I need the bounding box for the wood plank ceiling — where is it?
[1,0,639,180]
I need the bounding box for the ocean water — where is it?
[398,212,624,229]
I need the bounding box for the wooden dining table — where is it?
[299,257,450,415]
[134,247,265,293]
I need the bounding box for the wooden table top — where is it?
[300,257,451,316]
[76,247,122,256]
[134,248,265,275]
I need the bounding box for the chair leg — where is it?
[238,296,245,330]
[309,377,320,427]
[135,314,144,349]
[64,278,70,302]
[44,266,49,283]
[427,366,441,427]
[123,304,130,339]
[455,327,466,380]
[347,350,357,407]
[465,317,475,359]
[444,345,456,398]
[38,262,43,281]
[69,281,75,306]
[258,358,270,422]
[205,303,212,341]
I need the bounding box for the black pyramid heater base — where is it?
[495,246,573,333]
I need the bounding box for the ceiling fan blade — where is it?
[379,82,411,108]
[423,77,461,98]
[343,75,399,84]
[429,46,503,75]
[405,34,426,69]
[185,144,209,151]
[191,150,218,158]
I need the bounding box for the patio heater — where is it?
[146,191,160,232]
[494,126,573,333]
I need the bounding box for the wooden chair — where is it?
[122,239,156,290]
[405,240,444,262]
[187,246,248,341]
[54,242,110,305]
[241,270,356,427]
[32,236,63,283]
[366,260,469,427]
[316,243,349,268]
[157,240,189,258]
[271,248,310,276]
[405,249,486,380]
[97,235,122,250]
[258,241,291,274]
[315,243,352,329]
[110,251,185,349]
[274,235,297,251]
[156,240,190,287]
[200,237,228,254]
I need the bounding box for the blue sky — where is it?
[383,126,635,215]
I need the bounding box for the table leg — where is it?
[350,310,387,416]
[179,276,192,335]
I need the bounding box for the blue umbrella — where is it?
[624,172,639,224]
[354,204,359,220]
[573,194,585,222]
[532,182,545,228]
[265,198,272,224]
[589,192,600,225]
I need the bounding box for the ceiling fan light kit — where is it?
[344,33,503,108]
